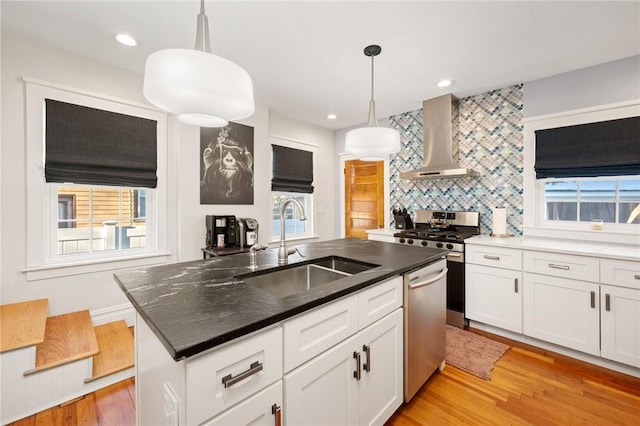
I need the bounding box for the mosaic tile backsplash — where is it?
[389,85,524,235]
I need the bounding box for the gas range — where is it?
[393,210,480,253]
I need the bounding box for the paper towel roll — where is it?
[492,208,508,236]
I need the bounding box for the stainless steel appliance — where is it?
[237,218,259,248]
[404,258,447,402]
[394,210,480,328]
[205,215,238,249]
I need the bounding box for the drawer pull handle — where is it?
[514,278,519,293]
[635,274,640,280]
[222,361,263,388]
[272,403,282,426]
[353,351,362,380]
[549,263,570,270]
[363,344,371,372]
[590,291,596,309]
[605,294,611,312]
[483,255,500,261]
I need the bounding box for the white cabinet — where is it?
[202,381,283,426]
[186,327,283,425]
[465,245,523,332]
[523,272,600,355]
[466,264,523,333]
[366,229,396,243]
[284,309,403,426]
[600,268,640,367]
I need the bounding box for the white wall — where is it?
[523,55,640,118]
[1,32,339,316]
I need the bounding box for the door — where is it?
[345,160,384,239]
[359,309,403,426]
[523,273,600,355]
[203,381,283,426]
[465,264,523,333]
[601,285,640,367]
[284,334,359,426]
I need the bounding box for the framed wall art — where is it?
[200,122,254,205]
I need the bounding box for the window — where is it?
[270,138,316,240]
[543,177,640,224]
[272,192,313,238]
[55,185,148,255]
[25,79,168,277]
[522,100,640,244]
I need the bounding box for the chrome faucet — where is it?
[249,244,266,269]
[278,198,307,265]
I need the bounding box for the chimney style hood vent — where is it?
[400,94,479,180]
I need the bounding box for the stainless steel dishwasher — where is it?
[404,257,448,402]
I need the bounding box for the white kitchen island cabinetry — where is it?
[284,308,403,426]
[465,245,523,333]
[136,275,404,425]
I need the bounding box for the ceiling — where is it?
[2,1,639,130]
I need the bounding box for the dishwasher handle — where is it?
[408,268,448,290]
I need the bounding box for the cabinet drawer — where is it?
[283,294,358,373]
[523,251,599,282]
[202,381,283,426]
[358,276,402,329]
[600,259,640,289]
[186,326,283,425]
[466,244,522,270]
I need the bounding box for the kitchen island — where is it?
[114,238,446,426]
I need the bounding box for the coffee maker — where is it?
[206,215,238,249]
[237,218,259,248]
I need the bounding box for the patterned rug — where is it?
[445,325,510,380]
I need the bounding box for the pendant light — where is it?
[345,45,401,161]
[143,0,254,128]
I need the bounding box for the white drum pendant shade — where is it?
[143,48,254,128]
[344,44,400,160]
[345,127,401,161]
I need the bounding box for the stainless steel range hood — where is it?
[400,94,479,180]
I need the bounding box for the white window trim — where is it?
[23,78,170,280]
[522,99,640,245]
[269,135,318,243]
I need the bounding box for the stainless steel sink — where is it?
[238,256,378,298]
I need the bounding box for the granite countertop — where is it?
[466,235,640,262]
[114,238,445,361]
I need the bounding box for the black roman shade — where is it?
[271,145,314,193]
[45,99,158,188]
[534,116,640,179]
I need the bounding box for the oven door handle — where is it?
[408,268,448,290]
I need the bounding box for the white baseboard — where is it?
[469,320,640,378]
[90,302,135,327]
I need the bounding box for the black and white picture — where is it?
[200,122,254,205]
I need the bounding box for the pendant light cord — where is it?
[367,52,379,127]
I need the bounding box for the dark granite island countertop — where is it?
[114,238,446,361]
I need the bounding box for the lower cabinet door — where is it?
[523,273,600,355]
[284,334,359,426]
[601,285,640,367]
[466,264,523,332]
[202,381,283,426]
[358,309,403,426]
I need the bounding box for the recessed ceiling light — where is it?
[327,113,337,120]
[116,34,137,47]
[437,79,453,88]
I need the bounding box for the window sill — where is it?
[522,225,640,246]
[22,252,173,282]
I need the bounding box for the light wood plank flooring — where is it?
[8,329,640,425]
[387,328,640,425]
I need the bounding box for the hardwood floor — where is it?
[387,329,640,425]
[8,377,135,426]
[9,329,640,425]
